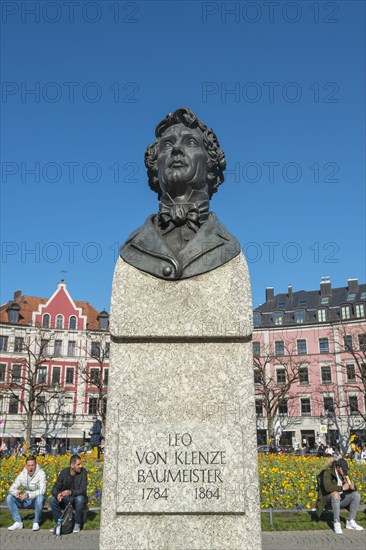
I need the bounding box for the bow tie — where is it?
[158,204,202,232]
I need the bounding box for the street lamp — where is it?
[62,412,75,450]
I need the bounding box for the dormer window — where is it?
[347,293,356,302]
[98,310,109,331]
[341,305,350,320]
[295,310,305,324]
[42,314,50,328]
[7,303,20,324]
[253,312,261,327]
[273,312,283,326]
[69,316,77,330]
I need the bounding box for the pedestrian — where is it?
[89,416,102,460]
[6,455,46,531]
[51,441,59,456]
[38,436,47,457]
[316,457,364,534]
[50,454,88,534]
[361,444,366,463]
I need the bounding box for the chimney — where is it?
[347,278,358,293]
[266,287,274,302]
[320,276,331,296]
[13,290,22,300]
[288,285,293,299]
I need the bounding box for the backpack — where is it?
[56,502,75,535]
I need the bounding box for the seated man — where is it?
[50,454,87,534]
[7,455,46,531]
[316,457,364,534]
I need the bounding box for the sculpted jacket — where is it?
[120,212,241,280]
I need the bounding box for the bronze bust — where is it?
[120,108,240,280]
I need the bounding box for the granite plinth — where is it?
[100,254,262,550]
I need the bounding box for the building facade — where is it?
[1,277,365,452]
[0,281,109,446]
[253,277,366,451]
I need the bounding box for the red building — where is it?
[0,281,109,446]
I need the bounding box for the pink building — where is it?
[0,281,109,446]
[253,277,366,451]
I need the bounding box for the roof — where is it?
[254,281,366,327]
[0,293,104,330]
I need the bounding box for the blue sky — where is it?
[1,0,365,311]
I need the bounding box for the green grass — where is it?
[260,509,366,531]
[1,508,365,532]
[0,508,100,530]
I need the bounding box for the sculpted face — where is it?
[157,123,208,198]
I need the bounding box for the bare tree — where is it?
[79,331,109,426]
[253,338,309,440]
[0,328,65,445]
[335,325,366,423]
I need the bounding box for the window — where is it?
[0,336,9,352]
[0,364,6,382]
[54,340,62,356]
[91,342,100,359]
[295,310,305,324]
[321,296,329,305]
[355,304,364,318]
[65,367,74,384]
[344,335,353,351]
[301,398,311,416]
[253,312,261,327]
[40,339,49,357]
[299,365,309,385]
[11,364,21,383]
[105,342,110,358]
[255,400,263,415]
[341,306,350,320]
[36,396,45,414]
[8,306,19,323]
[347,293,356,302]
[277,301,285,308]
[52,366,61,385]
[298,299,307,307]
[90,368,99,385]
[346,364,356,382]
[103,368,109,385]
[273,312,283,325]
[319,337,329,353]
[275,340,284,356]
[99,316,108,330]
[42,314,50,328]
[349,395,358,415]
[323,396,334,414]
[69,316,77,330]
[276,368,286,386]
[88,397,98,415]
[56,315,63,329]
[317,309,327,322]
[9,397,19,414]
[38,366,47,384]
[67,341,76,356]
[279,400,288,415]
[254,368,261,385]
[297,339,307,354]
[252,342,260,357]
[14,337,24,352]
[358,334,366,351]
[361,291,366,300]
[321,365,332,384]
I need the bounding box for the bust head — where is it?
[145,108,226,199]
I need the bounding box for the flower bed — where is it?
[1,454,365,510]
[258,454,366,509]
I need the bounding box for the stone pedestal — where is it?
[100,253,262,550]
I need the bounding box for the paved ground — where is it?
[0,528,365,550]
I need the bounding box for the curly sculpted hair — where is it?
[144,108,226,198]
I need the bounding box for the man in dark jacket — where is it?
[316,458,363,534]
[50,454,87,533]
[89,416,102,460]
